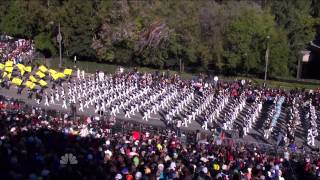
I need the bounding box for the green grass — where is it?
[219,76,319,90]
[34,58,193,79]
[34,58,319,90]
[33,58,119,74]
[256,79,319,90]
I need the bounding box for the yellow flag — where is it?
[29,75,37,82]
[57,72,65,78]
[16,64,26,75]
[52,73,60,80]
[49,69,57,75]
[38,79,47,87]
[39,65,48,72]
[24,66,32,72]
[11,78,23,86]
[63,69,73,75]
[5,66,13,72]
[16,64,25,70]
[29,83,36,89]
[25,81,35,89]
[0,63,4,70]
[36,71,46,78]
[24,80,33,87]
[5,61,13,67]
[2,72,7,77]
[7,73,11,79]
[20,69,25,76]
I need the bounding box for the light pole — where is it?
[264,35,270,85]
[244,52,248,76]
[179,58,182,73]
[296,57,301,79]
[297,50,310,79]
[57,23,62,68]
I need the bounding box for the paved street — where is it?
[0,82,317,149]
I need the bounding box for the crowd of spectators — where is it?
[0,35,34,64]
[0,96,319,180]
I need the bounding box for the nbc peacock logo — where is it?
[60,153,78,165]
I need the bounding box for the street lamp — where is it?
[264,35,270,86]
[244,52,248,76]
[56,23,63,68]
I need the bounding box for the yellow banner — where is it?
[63,69,73,75]
[25,81,35,89]
[24,66,32,72]
[5,67,13,72]
[7,73,11,79]
[39,65,48,72]
[36,71,46,78]
[11,78,23,86]
[5,61,13,67]
[25,81,36,89]
[20,69,25,76]
[16,64,26,75]
[29,83,35,89]
[29,75,37,82]
[16,64,25,70]
[57,72,66,78]
[24,80,33,87]
[49,69,57,75]
[38,79,47,86]
[52,73,60,80]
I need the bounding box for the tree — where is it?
[149,1,203,70]
[1,0,47,38]
[223,5,289,77]
[198,1,257,71]
[311,0,320,17]
[271,0,318,76]
[0,1,10,33]
[34,32,56,58]
[0,0,316,78]
[268,29,289,77]
[92,0,137,64]
[57,0,98,59]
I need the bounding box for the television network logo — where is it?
[60,153,78,165]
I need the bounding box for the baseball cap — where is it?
[115,173,122,179]
[135,172,142,180]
